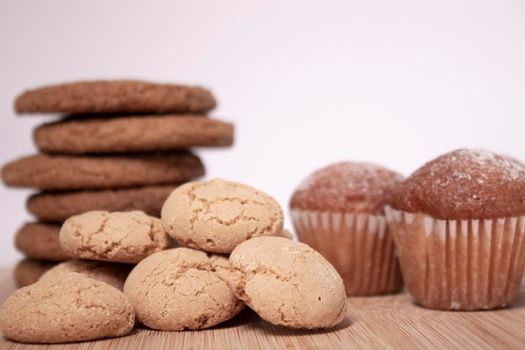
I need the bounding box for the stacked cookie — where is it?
[0,179,347,344]
[1,80,234,285]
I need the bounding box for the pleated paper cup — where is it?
[291,209,403,296]
[385,206,525,310]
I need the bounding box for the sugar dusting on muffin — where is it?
[291,162,403,214]
[389,149,525,219]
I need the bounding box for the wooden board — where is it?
[0,267,524,350]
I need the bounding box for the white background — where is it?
[1,0,524,266]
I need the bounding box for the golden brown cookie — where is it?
[2,152,204,190]
[39,260,132,290]
[13,259,56,288]
[229,236,347,329]
[161,178,284,253]
[34,116,234,154]
[60,211,170,263]
[15,80,216,114]
[15,222,70,261]
[28,185,178,222]
[0,273,135,343]
[123,247,244,331]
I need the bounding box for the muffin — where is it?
[290,162,404,296]
[386,149,525,310]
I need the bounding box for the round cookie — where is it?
[34,116,234,154]
[40,260,132,290]
[0,273,135,343]
[28,185,178,222]
[15,222,70,261]
[15,80,216,114]
[229,236,347,329]
[2,152,204,190]
[279,228,294,240]
[60,211,170,263]
[123,247,244,331]
[13,259,56,288]
[161,178,284,253]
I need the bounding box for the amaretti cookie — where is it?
[15,80,216,114]
[278,228,294,240]
[1,152,204,190]
[0,274,135,343]
[386,149,525,310]
[123,247,244,331]
[15,222,70,261]
[60,211,170,263]
[40,260,132,290]
[229,236,347,329]
[13,259,56,288]
[34,116,234,154]
[27,185,177,222]
[290,162,404,296]
[161,178,284,253]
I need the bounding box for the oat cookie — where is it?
[0,273,135,343]
[28,185,177,222]
[161,178,284,253]
[60,211,170,263]
[123,247,244,331]
[34,116,234,154]
[15,80,216,114]
[15,222,70,261]
[40,260,132,290]
[229,236,347,329]
[2,152,204,190]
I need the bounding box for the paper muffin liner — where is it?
[291,209,403,296]
[385,206,525,310]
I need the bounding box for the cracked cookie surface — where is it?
[229,236,347,329]
[60,211,170,263]
[0,273,135,343]
[40,260,132,290]
[161,178,284,253]
[123,247,244,331]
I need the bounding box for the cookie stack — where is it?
[1,80,234,285]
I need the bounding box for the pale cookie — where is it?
[279,228,294,240]
[40,260,132,290]
[123,247,244,331]
[0,273,135,343]
[229,236,347,329]
[28,185,178,222]
[15,222,70,261]
[34,116,234,154]
[13,259,56,288]
[161,178,284,253]
[60,211,170,263]
[15,80,216,114]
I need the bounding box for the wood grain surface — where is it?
[0,268,524,350]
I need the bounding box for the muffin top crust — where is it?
[290,162,403,214]
[388,149,525,220]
